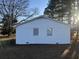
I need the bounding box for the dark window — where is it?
[33,28,39,36]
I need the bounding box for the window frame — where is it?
[47,27,53,36]
[33,28,39,36]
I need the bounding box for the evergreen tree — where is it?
[44,0,74,24]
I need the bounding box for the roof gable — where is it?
[17,15,70,27]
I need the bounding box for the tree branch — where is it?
[2,0,9,14]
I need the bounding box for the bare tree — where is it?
[0,0,37,22]
[0,0,38,36]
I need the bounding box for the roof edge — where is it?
[16,15,70,27]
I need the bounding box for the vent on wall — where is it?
[56,42,59,44]
[26,42,29,44]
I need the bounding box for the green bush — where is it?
[0,39,15,47]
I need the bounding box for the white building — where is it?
[16,15,70,44]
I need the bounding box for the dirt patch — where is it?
[0,44,70,59]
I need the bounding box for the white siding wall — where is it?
[16,18,70,44]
